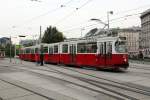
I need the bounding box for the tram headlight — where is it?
[124,58,127,62]
[123,55,127,62]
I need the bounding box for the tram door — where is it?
[98,42,106,66]
[105,42,112,66]
[70,44,76,64]
[98,42,112,66]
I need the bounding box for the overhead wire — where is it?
[61,3,150,32]
[14,0,74,27]
[54,0,94,26]
[62,12,141,33]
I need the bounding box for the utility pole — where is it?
[39,26,42,44]
[107,11,113,35]
[9,36,12,63]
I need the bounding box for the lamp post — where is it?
[107,11,113,35]
[10,36,17,63]
[9,36,12,63]
[90,18,108,26]
[90,18,108,36]
[90,11,113,36]
[107,11,113,30]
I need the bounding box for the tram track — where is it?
[42,65,150,100]
[3,63,150,100]
[44,64,150,93]
[0,74,54,100]
[0,64,127,100]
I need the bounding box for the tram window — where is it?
[70,45,76,54]
[62,44,68,53]
[77,42,97,53]
[20,50,23,54]
[77,43,86,53]
[31,49,34,54]
[49,47,53,54]
[106,42,112,54]
[43,47,48,53]
[86,42,97,53]
[54,45,58,53]
[35,48,38,53]
[99,43,103,54]
[21,50,23,54]
[26,48,30,54]
[115,41,127,53]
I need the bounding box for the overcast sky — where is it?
[0,0,150,44]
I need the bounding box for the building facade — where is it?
[0,37,11,47]
[140,9,150,57]
[117,27,141,57]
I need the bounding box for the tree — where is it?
[42,26,66,43]
[5,44,15,57]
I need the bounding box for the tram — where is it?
[19,36,129,70]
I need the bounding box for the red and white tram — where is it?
[19,36,129,70]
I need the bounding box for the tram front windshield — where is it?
[115,41,127,53]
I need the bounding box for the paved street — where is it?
[0,58,150,100]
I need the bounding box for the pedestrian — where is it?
[139,51,143,60]
[40,52,44,66]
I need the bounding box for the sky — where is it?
[0,0,150,44]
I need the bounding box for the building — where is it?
[140,9,150,57]
[0,37,11,47]
[117,27,141,57]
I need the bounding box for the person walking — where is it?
[40,52,44,66]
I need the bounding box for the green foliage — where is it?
[42,26,66,43]
[5,44,15,57]
[0,45,4,50]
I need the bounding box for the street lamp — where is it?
[9,36,12,63]
[107,11,113,31]
[90,11,113,36]
[90,18,108,36]
[90,18,108,26]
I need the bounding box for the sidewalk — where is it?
[129,59,150,65]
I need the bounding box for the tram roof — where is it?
[22,36,124,49]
